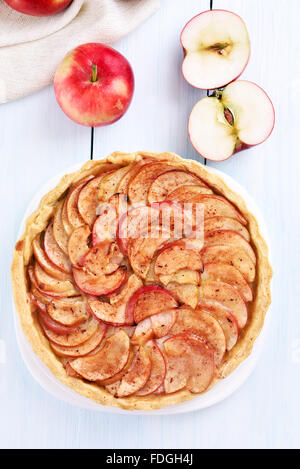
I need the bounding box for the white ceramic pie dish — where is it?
[13,160,272,415]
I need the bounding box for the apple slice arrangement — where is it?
[27,156,257,400]
[181,9,275,161]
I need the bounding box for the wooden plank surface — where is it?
[1,0,299,449]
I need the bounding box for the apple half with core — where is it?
[54,43,134,127]
[181,10,250,90]
[188,80,275,161]
[4,0,73,16]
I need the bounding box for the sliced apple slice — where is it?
[50,322,107,357]
[88,298,133,326]
[154,241,203,276]
[201,245,255,283]
[159,270,200,287]
[147,169,207,203]
[98,166,131,201]
[116,205,160,255]
[70,330,130,381]
[197,299,238,351]
[39,311,78,336]
[128,161,176,204]
[99,350,135,386]
[53,201,69,254]
[151,309,178,338]
[117,159,151,194]
[47,297,89,326]
[116,346,152,397]
[33,235,71,281]
[34,262,78,297]
[170,307,226,365]
[136,340,166,396]
[188,81,275,161]
[189,194,246,225]
[82,242,123,276]
[73,265,127,297]
[164,334,215,394]
[131,318,153,345]
[199,281,247,329]
[44,222,72,273]
[110,273,143,307]
[68,225,91,267]
[205,216,250,241]
[202,263,253,302]
[30,293,47,313]
[127,285,178,324]
[166,283,199,309]
[41,316,98,347]
[61,197,73,236]
[168,185,213,202]
[77,174,105,226]
[181,10,250,90]
[204,230,256,264]
[128,228,171,279]
[66,176,93,229]
[92,203,118,245]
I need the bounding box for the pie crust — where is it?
[11,151,272,410]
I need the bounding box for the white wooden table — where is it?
[1,0,300,449]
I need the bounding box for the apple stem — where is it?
[214,90,223,100]
[91,64,98,83]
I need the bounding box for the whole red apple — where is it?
[54,43,135,127]
[4,0,73,16]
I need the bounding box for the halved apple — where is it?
[73,265,127,297]
[170,307,226,365]
[44,222,72,273]
[50,322,107,357]
[204,230,256,264]
[201,245,255,283]
[128,227,171,279]
[47,297,89,326]
[189,194,246,225]
[163,333,215,394]
[69,330,130,381]
[77,174,105,226]
[66,176,93,229]
[166,283,199,309]
[41,316,98,347]
[88,298,134,326]
[202,263,253,302]
[128,161,176,204]
[53,201,69,254]
[136,340,166,396]
[147,170,206,203]
[197,299,238,351]
[33,234,71,281]
[188,80,275,161]
[116,346,152,397]
[68,225,91,267]
[168,185,213,202]
[154,241,203,276]
[126,285,178,324]
[181,10,250,90]
[205,216,250,241]
[98,166,131,201]
[199,281,247,329]
[34,262,78,297]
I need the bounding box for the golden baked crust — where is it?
[11,151,272,410]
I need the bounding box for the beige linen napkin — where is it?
[0,0,159,103]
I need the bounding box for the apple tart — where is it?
[11,151,272,410]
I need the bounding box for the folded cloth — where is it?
[0,0,159,103]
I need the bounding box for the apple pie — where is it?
[11,151,272,410]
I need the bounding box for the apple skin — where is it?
[4,0,73,16]
[54,43,134,127]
